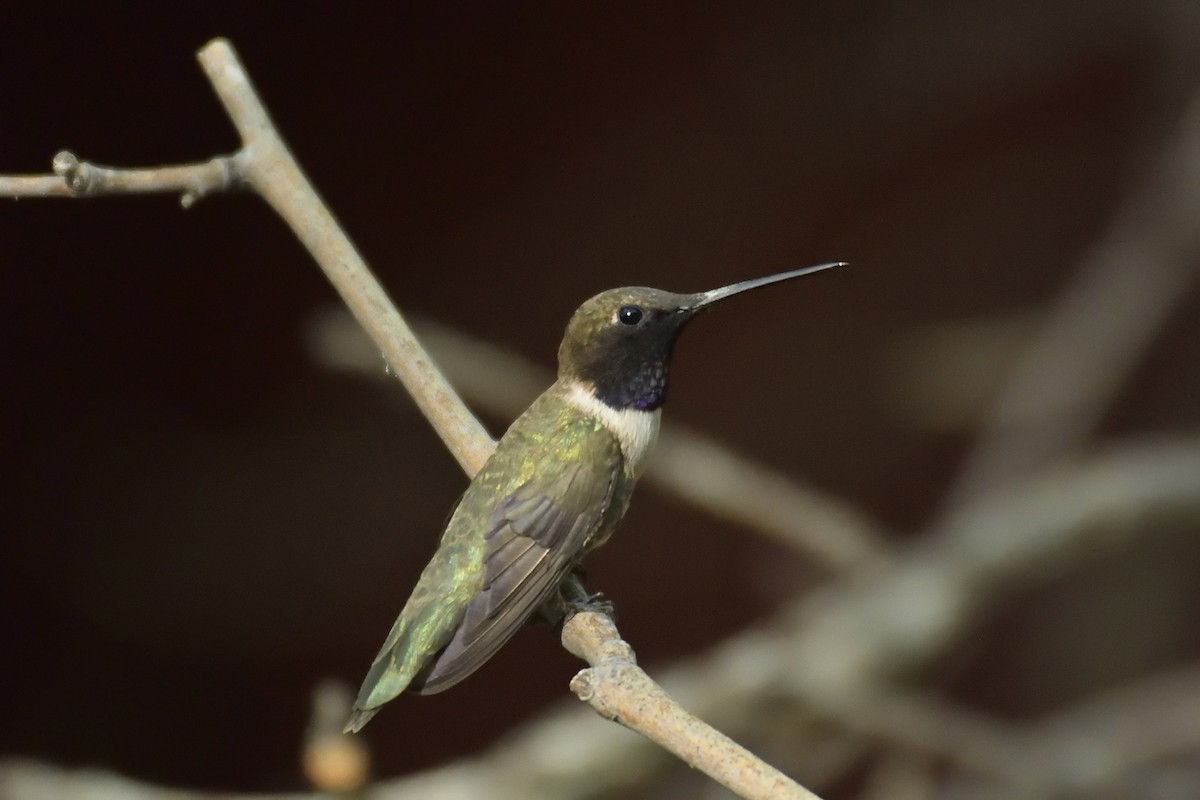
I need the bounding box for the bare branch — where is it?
[4,40,496,475]
[193,39,496,475]
[0,151,240,205]
[562,612,821,800]
[0,174,74,197]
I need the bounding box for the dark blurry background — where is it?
[3,2,1199,796]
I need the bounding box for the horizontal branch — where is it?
[0,151,240,206]
[0,174,73,197]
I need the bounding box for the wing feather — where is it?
[410,456,617,694]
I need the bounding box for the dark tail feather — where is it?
[343,705,379,734]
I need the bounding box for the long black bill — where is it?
[687,261,845,310]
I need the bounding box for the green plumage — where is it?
[346,383,632,731]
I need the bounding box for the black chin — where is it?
[572,307,695,412]
[592,362,669,411]
[580,332,678,411]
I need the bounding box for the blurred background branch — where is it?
[942,85,1200,508]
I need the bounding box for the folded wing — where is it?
[410,452,618,693]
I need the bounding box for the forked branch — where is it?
[0,37,819,800]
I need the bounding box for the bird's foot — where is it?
[536,572,617,627]
[566,591,615,620]
[559,572,617,622]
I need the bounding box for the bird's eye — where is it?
[617,305,644,326]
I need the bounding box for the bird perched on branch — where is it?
[346,262,843,732]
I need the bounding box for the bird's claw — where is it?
[537,573,617,626]
[561,572,616,621]
[565,589,615,621]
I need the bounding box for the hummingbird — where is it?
[345,262,843,732]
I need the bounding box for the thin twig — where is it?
[0,174,74,197]
[0,151,240,205]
